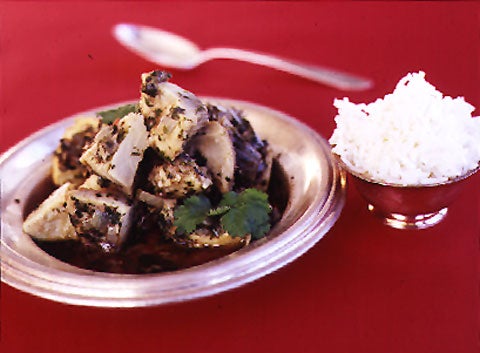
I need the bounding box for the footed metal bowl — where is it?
[340,160,479,230]
[0,98,346,307]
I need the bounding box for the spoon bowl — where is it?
[113,23,373,91]
[115,23,201,69]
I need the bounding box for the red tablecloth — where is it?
[1,2,479,353]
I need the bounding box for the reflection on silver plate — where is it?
[0,98,345,307]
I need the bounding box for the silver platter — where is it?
[0,98,345,307]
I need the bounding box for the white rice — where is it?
[329,71,480,185]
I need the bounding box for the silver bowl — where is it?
[0,98,346,307]
[339,159,479,230]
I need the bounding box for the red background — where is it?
[1,2,479,353]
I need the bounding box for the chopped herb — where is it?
[145,116,158,131]
[170,106,185,120]
[104,205,121,225]
[97,103,138,124]
[130,146,142,157]
[116,129,126,144]
[142,83,158,97]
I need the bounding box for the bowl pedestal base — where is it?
[367,204,448,230]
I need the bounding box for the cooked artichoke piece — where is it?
[78,174,108,191]
[211,105,272,191]
[148,154,212,198]
[158,197,177,226]
[136,190,177,222]
[137,190,177,219]
[79,112,149,195]
[186,227,250,249]
[52,117,100,186]
[23,182,77,241]
[189,120,235,193]
[135,189,165,209]
[139,70,209,160]
[189,104,272,192]
[134,190,177,235]
[66,188,133,252]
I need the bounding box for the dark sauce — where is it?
[29,158,289,274]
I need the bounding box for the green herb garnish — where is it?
[97,103,139,124]
[173,194,212,235]
[174,188,272,239]
[218,189,272,239]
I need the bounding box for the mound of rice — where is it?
[329,71,480,185]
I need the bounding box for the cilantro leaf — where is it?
[218,191,238,208]
[173,194,211,234]
[97,103,139,124]
[173,188,272,239]
[220,189,272,239]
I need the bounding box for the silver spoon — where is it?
[113,23,373,91]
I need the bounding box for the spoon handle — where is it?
[200,47,373,91]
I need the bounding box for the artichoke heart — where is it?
[139,70,208,160]
[79,112,148,195]
[23,182,77,241]
[148,154,212,198]
[52,116,100,186]
[189,120,235,193]
[66,188,133,252]
[189,104,272,193]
